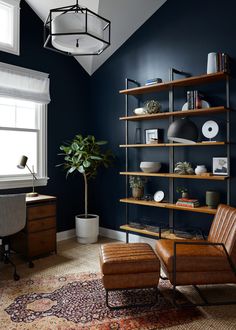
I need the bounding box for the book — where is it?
[176,198,200,208]
[178,198,199,203]
[176,202,200,208]
[145,78,162,85]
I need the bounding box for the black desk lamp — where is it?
[17,155,38,197]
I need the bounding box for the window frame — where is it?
[0,102,48,190]
[0,0,20,55]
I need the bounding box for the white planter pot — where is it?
[75,214,99,244]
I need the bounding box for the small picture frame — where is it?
[213,157,228,176]
[145,129,160,144]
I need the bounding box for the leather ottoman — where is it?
[100,243,160,308]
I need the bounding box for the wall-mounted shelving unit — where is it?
[119,69,230,242]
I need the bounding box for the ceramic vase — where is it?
[206,191,220,209]
[132,187,144,199]
[207,52,218,74]
[195,165,207,175]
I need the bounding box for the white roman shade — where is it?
[0,62,50,104]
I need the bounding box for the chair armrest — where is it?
[173,241,236,277]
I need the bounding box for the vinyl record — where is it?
[202,120,219,139]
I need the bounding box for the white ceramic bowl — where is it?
[140,161,161,173]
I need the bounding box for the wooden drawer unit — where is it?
[27,203,56,221]
[27,217,56,233]
[11,195,57,263]
[28,229,57,258]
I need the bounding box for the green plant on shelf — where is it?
[129,176,147,188]
[176,186,189,198]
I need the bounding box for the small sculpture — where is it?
[144,100,161,114]
[174,161,194,175]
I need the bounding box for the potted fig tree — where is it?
[58,134,113,244]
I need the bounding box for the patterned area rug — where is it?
[0,273,202,330]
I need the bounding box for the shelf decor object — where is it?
[202,120,219,141]
[206,190,220,209]
[17,155,38,197]
[44,0,111,56]
[167,118,198,144]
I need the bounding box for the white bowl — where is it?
[140,161,161,173]
[133,107,146,115]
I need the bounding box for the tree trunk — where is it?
[83,173,88,218]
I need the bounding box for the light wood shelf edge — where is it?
[120,142,226,148]
[120,225,194,240]
[119,106,229,121]
[120,198,217,215]
[119,72,228,95]
[120,172,229,181]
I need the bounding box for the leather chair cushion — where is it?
[156,239,232,273]
[100,243,160,275]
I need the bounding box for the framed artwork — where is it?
[213,157,228,176]
[145,129,159,144]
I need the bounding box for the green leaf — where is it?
[90,156,102,160]
[78,165,85,173]
[83,160,91,168]
[96,140,107,145]
[68,167,76,173]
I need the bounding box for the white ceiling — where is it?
[25,0,167,75]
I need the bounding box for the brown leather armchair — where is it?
[156,204,236,306]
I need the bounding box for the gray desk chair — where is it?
[0,194,26,281]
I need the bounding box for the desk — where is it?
[11,194,57,266]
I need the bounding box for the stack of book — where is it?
[186,90,203,109]
[217,53,230,72]
[176,198,200,208]
[145,78,162,86]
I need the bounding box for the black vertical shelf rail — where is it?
[168,68,190,231]
[125,78,140,243]
[226,75,231,205]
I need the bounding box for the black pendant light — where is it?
[44,0,111,56]
[167,118,198,144]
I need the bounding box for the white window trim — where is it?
[0,104,48,190]
[0,0,20,55]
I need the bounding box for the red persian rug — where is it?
[0,273,202,329]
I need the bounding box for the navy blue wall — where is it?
[1,0,236,235]
[89,0,236,234]
[0,1,90,232]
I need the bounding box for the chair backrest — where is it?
[208,204,236,264]
[0,194,26,237]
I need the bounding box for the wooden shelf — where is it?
[120,198,217,215]
[120,141,226,148]
[120,225,198,240]
[120,172,229,181]
[119,106,229,121]
[119,72,228,95]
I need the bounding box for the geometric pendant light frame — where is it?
[44,0,111,56]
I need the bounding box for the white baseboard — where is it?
[57,227,157,249]
[99,227,157,249]
[57,229,76,242]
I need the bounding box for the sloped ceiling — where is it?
[25,0,167,75]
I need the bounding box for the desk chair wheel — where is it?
[14,273,20,281]
[29,261,34,268]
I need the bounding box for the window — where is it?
[0,62,50,189]
[0,97,47,189]
[0,0,20,55]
